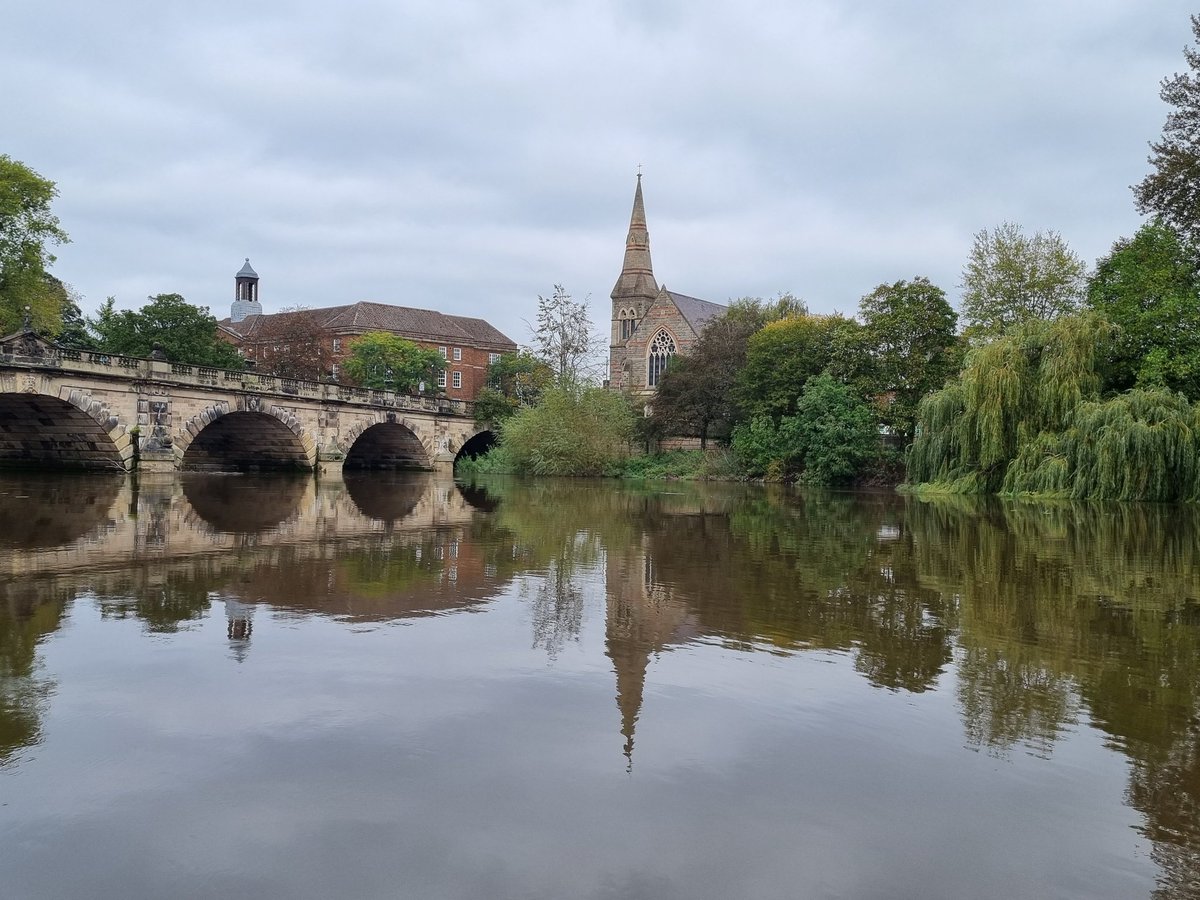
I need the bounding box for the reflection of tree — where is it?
[0,593,68,765]
[908,495,1200,892]
[98,575,214,633]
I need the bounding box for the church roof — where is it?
[665,290,726,332]
[220,301,516,350]
[236,258,258,278]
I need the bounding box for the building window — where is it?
[439,346,448,358]
[331,364,339,379]
[452,371,462,389]
[647,329,676,387]
[489,352,501,364]
[620,309,636,340]
[332,338,341,352]
[437,370,447,388]
[453,347,462,361]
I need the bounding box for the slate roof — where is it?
[665,290,726,332]
[236,258,258,278]
[219,301,516,350]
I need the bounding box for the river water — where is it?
[0,471,1197,899]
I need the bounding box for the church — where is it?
[607,175,726,395]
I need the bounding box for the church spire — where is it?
[610,174,658,304]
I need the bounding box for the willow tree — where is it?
[907,314,1113,493]
[1005,389,1200,502]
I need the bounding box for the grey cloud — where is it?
[1,0,1194,343]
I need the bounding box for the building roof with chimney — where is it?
[220,301,517,350]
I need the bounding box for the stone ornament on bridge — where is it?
[0,322,57,363]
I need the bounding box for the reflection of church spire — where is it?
[605,542,688,771]
[609,620,651,769]
[223,597,254,663]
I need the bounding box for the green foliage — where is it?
[731,414,801,478]
[905,314,1200,501]
[858,277,961,439]
[342,330,445,393]
[733,375,878,485]
[791,374,881,485]
[619,448,729,482]
[1134,15,1200,244]
[0,156,70,335]
[453,444,517,476]
[738,313,867,421]
[1005,389,1199,502]
[1086,220,1200,399]
[91,293,243,367]
[55,288,96,350]
[961,222,1086,341]
[475,351,555,424]
[498,384,635,475]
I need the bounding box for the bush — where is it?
[499,385,635,476]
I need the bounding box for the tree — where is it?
[1134,15,1200,242]
[907,313,1117,495]
[858,277,961,439]
[731,374,878,484]
[737,313,868,421]
[499,384,635,475]
[54,284,97,350]
[341,331,445,393]
[1086,220,1200,399]
[474,351,555,424]
[960,222,1086,341]
[529,284,599,384]
[91,293,243,367]
[254,307,337,381]
[0,156,69,335]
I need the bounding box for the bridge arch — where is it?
[177,401,316,471]
[343,413,431,470]
[453,429,497,466]
[0,385,131,470]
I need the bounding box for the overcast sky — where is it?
[4,1,1195,345]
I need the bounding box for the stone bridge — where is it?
[0,329,496,472]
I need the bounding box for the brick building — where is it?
[218,261,517,402]
[607,176,726,396]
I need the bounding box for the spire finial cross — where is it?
[636,163,643,178]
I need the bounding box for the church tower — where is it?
[608,175,659,389]
[230,258,262,323]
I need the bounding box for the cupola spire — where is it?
[231,257,262,323]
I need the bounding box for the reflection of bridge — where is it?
[0,472,481,582]
[0,330,495,472]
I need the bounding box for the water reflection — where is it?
[181,472,309,533]
[1,473,1199,896]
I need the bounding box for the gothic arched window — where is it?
[619,309,635,340]
[647,329,676,387]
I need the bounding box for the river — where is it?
[0,471,1196,899]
